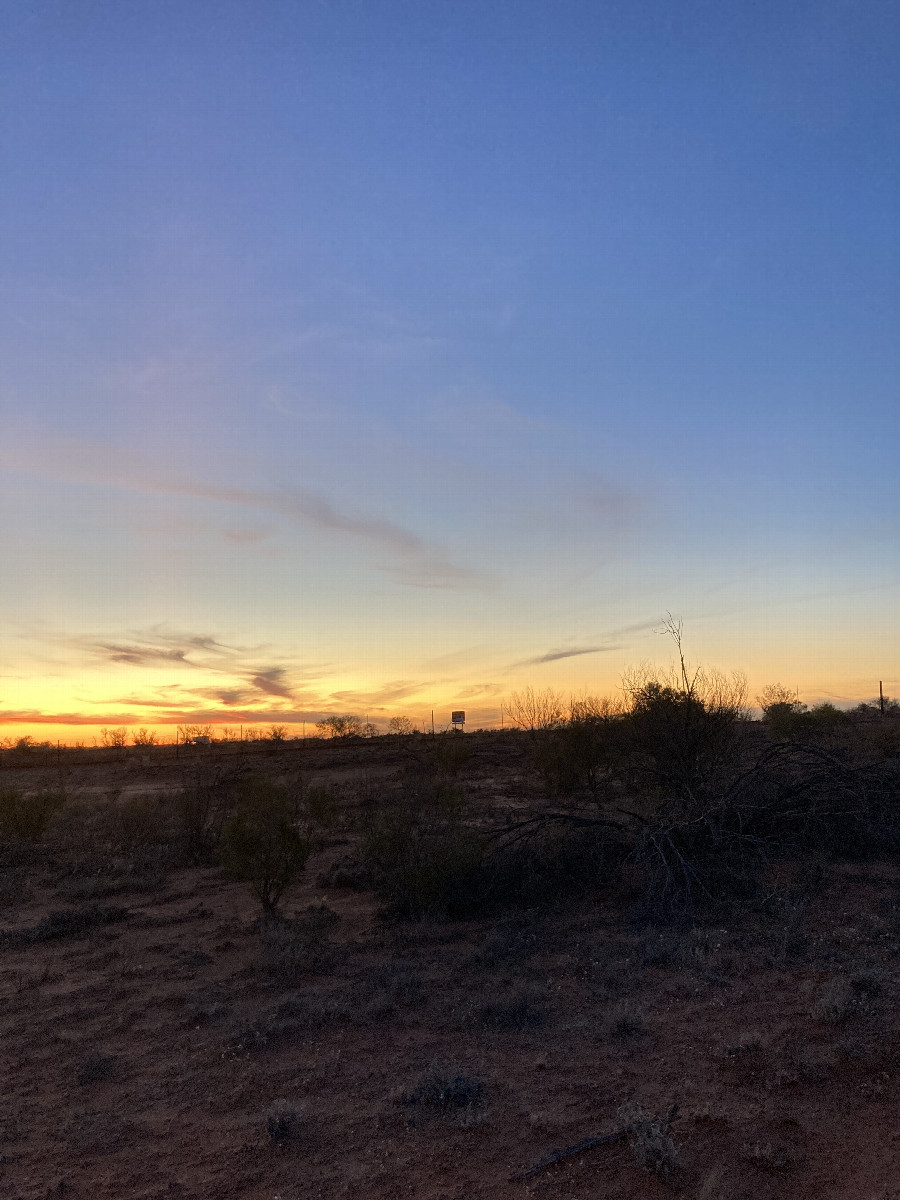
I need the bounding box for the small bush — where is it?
[302,785,340,830]
[258,904,339,980]
[75,1052,117,1086]
[266,1100,301,1142]
[0,787,65,842]
[425,736,470,776]
[173,775,235,864]
[402,1064,486,1124]
[2,904,129,947]
[463,986,545,1031]
[617,1101,679,1179]
[219,776,309,913]
[352,960,424,1020]
[110,795,172,853]
[803,974,855,1023]
[609,1003,645,1039]
[362,783,487,918]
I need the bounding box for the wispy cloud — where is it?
[27,625,321,704]
[1,431,488,589]
[513,644,619,669]
[0,709,142,726]
[327,680,426,709]
[249,668,294,699]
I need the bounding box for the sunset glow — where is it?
[2,3,899,744]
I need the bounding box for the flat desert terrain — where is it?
[2,731,899,1199]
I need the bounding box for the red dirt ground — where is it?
[2,738,900,1198]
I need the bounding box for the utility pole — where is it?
[431,709,435,737]
[880,681,885,716]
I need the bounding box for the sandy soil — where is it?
[2,737,900,1198]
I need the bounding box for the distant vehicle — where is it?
[192,736,212,746]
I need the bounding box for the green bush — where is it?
[0,787,66,842]
[219,776,309,913]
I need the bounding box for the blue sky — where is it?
[2,0,899,738]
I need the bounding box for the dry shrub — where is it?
[0,787,66,842]
[617,1102,679,1180]
[257,903,339,980]
[173,774,236,864]
[2,904,129,947]
[266,1100,302,1143]
[219,775,309,913]
[802,973,855,1023]
[61,1109,131,1154]
[697,1164,733,1200]
[361,776,486,919]
[609,1002,645,1039]
[351,960,424,1020]
[75,1051,116,1086]
[465,991,545,1032]
[402,1064,486,1125]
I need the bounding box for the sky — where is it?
[2,0,899,741]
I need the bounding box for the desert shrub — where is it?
[266,1100,301,1142]
[75,1051,117,1086]
[257,903,339,980]
[609,1002,645,1039]
[623,679,744,818]
[0,787,66,842]
[476,821,619,911]
[529,713,623,802]
[173,773,236,864]
[617,1102,679,1179]
[301,784,340,830]
[425,735,470,776]
[351,960,425,1019]
[758,684,808,739]
[2,904,129,947]
[367,818,486,919]
[219,775,309,913]
[802,973,855,1023]
[462,986,545,1031]
[109,794,173,854]
[361,774,487,918]
[505,686,566,731]
[402,1064,486,1124]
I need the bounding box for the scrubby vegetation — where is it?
[3,646,900,1197]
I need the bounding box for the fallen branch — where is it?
[508,1130,626,1182]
